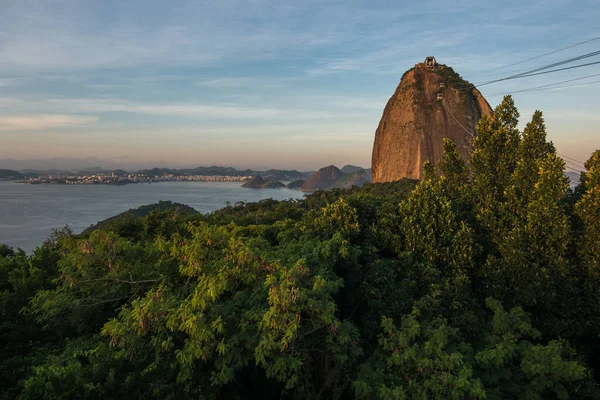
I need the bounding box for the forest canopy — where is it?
[1,96,600,399]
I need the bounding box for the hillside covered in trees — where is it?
[1,96,600,399]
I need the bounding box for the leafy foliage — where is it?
[1,96,600,399]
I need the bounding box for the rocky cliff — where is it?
[300,165,346,191]
[371,61,493,182]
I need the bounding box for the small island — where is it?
[241,175,286,189]
[287,179,306,189]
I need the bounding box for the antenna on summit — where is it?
[415,56,438,70]
[424,56,437,68]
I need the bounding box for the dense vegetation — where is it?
[241,176,286,189]
[287,179,306,189]
[80,201,198,235]
[435,65,479,105]
[1,96,599,399]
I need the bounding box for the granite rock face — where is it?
[371,64,493,182]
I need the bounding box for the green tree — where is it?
[3,98,600,399]
[0,240,65,400]
[575,150,600,272]
[438,138,469,200]
[470,96,521,241]
[354,299,589,400]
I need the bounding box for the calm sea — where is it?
[0,181,303,252]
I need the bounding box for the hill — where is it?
[259,169,311,181]
[111,169,129,177]
[300,166,373,191]
[341,165,366,174]
[76,167,106,174]
[287,179,306,189]
[137,167,177,176]
[81,201,198,235]
[334,168,371,188]
[134,166,311,180]
[300,165,346,191]
[372,57,493,182]
[241,175,285,188]
[185,166,253,176]
[0,169,24,180]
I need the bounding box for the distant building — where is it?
[424,56,437,68]
[415,56,438,70]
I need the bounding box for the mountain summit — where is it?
[371,57,493,182]
[300,165,345,191]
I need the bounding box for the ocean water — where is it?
[0,181,303,252]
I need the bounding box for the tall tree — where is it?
[470,96,521,242]
[575,150,600,272]
[575,151,600,340]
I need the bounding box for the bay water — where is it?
[0,181,303,252]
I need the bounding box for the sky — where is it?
[0,0,599,171]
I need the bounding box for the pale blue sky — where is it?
[1,0,599,170]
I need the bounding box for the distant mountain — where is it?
[335,168,372,188]
[77,168,129,176]
[185,166,253,176]
[0,160,360,183]
[0,169,24,180]
[20,169,71,176]
[300,166,346,191]
[341,165,367,174]
[76,167,106,174]
[300,166,372,191]
[137,168,176,176]
[134,166,313,180]
[112,169,129,177]
[182,166,309,180]
[287,179,306,189]
[260,169,311,181]
[241,175,285,189]
[0,157,120,171]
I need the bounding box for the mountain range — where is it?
[0,163,376,190]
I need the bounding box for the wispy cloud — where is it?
[195,77,292,89]
[0,114,98,131]
[282,133,372,142]
[2,96,373,121]
[545,110,600,121]
[0,77,28,87]
[0,1,340,72]
[47,98,288,119]
[312,96,385,111]
[305,30,476,76]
